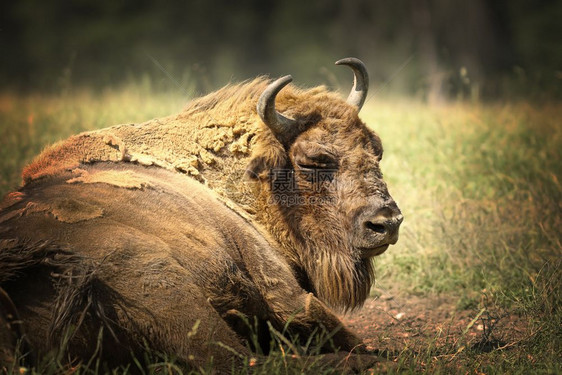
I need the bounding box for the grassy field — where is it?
[0,87,560,374]
[366,99,561,373]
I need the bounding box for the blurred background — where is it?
[1,0,561,101]
[0,2,561,371]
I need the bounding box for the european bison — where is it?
[0,58,402,372]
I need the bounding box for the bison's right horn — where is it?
[335,57,369,111]
[257,75,298,143]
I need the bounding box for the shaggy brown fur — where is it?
[21,78,398,311]
[0,163,374,371]
[1,75,401,370]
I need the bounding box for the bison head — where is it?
[246,58,403,311]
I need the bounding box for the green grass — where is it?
[370,100,561,293]
[0,88,560,373]
[368,100,561,373]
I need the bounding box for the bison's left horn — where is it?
[257,75,298,143]
[335,57,369,111]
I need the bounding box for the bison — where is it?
[0,58,402,372]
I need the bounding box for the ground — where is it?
[339,291,533,373]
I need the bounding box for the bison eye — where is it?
[294,153,338,170]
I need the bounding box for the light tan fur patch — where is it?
[66,168,152,190]
[42,198,103,223]
[0,199,103,224]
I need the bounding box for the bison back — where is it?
[0,162,299,370]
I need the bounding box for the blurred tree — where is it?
[411,0,443,104]
[0,0,560,99]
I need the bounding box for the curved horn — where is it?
[257,75,298,142]
[335,57,369,110]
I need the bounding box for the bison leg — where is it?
[90,258,254,373]
[304,293,364,351]
[263,292,391,372]
[286,292,365,352]
[9,261,253,372]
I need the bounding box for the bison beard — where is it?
[273,200,374,311]
[306,238,374,312]
[0,58,402,371]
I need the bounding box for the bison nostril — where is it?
[365,221,386,234]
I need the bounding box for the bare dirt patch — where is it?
[341,292,529,359]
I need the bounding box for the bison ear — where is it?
[245,142,288,181]
[244,155,269,180]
